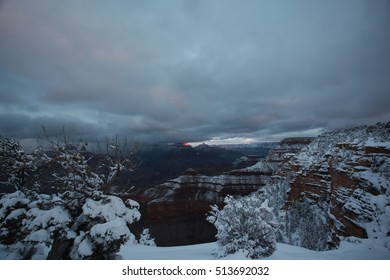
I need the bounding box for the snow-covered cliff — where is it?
[282,122,390,249]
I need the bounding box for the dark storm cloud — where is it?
[0,112,94,139]
[0,0,389,143]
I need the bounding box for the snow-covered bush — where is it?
[0,137,31,189]
[22,196,72,259]
[256,178,290,215]
[0,191,30,246]
[41,133,141,259]
[45,144,141,259]
[0,137,54,258]
[0,136,47,192]
[138,228,156,247]
[0,135,141,259]
[69,196,140,259]
[208,195,279,259]
[0,190,72,259]
[281,200,330,251]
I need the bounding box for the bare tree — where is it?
[95,135,140,194]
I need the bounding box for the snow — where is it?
[82,196,141,224]
[126,198,140,209]
[138,228,156,247]
[25,229,50,243]
[241,160,279,173]
[90,218,131,242]
[267,239,390,260]
[77,237,93,257]
[116,239,390,260]
[359,171,389,191]
[30,244,51,260]
[0,228,389,260]
[118,242,220,260]
[363,140,390,149]
[25,206,71,230]
[0,191,29,219]
[71,231,93,259]
[5,208,26,220]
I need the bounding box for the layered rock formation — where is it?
[283,122,390,248]
[128,138,313,246]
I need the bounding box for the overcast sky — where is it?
[0,0,389,144]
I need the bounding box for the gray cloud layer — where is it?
[0,0,389,143]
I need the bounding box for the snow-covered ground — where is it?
[1,238,388,260]
[117,238,390,260]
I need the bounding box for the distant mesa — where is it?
[168,142,192,148]
[182,143,192,148]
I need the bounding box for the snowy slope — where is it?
[117,239,390,260]
[1,238,388,260]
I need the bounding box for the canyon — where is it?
[127,123,389,250]
[127,137,314,245]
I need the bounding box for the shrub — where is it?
[207,195,278,259]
